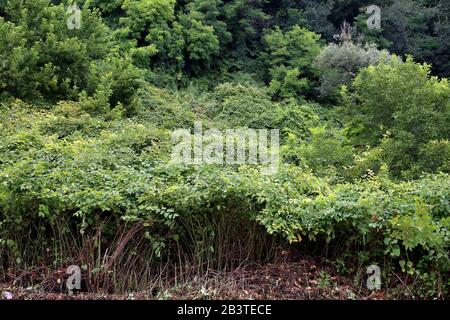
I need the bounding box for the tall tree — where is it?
[261,25,322,100]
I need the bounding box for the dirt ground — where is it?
[0,260,395,300]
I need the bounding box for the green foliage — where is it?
[208,82,280,129]
[134,84,199,129]
[343,56,450,176]
[315,41,389,98]
[186,0,231,49]
[356,0,450,77]
[120,0,220,75]
[178,13,220,73]
[0,0,449,298]
[80,53,144,116]
[222,0,268,68]
[262,25,322,100]
[282,126,354,179]
[0,0,110,101]
[1,104,448,279]
[119,0,182,69]
[417,140,450,174]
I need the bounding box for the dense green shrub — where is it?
[261,25,322,100]
[0,0,110,101]
[342,56,450,177]
[281,126,354,179]
[1,105,448,282]
[208,82,280,129]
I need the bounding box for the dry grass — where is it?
[0,259,422,300]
